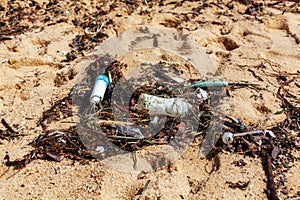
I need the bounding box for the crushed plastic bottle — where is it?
[137,93,192,118]
[90,75,109,105]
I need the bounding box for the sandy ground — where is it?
[0,0,299,199]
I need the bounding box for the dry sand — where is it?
[0,0,299,199]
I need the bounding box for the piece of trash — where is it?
[142,61,151,65]
[191,81,259,89]
[264,130,275,138]
[123,126,143,139]
[90,75,109,105]
[137,93,192,118]
[191,81,228,88]
[170,77,186,83]
[196,88,208,100]
[222,132,234,144]
[150,116,159,124]
[235,130,264,137]
[236,118,247,129]
[48,130,66,136]
[222,129,274,144]
[113,125,144,139]
[96,146,105,153]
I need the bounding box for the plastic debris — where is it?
[137,93,192,118]
[96,146,105,153]
[142,61,151,65]
[191,81,228,88]
[90,75,109,105]
[150,116,160,124]
[170,77,186,83]
[112,125,144,139]
[191,80,260,88]
[222,129,275,144]
[222,132,234,144]
[196,88,208,100]
[264,130,275,138]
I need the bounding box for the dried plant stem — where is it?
[263,152,279,200]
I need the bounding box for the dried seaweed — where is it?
[38,92,73,129]
[54,68,77,87]
[5,126,94,169]
[226,180,250,190]
[75,60,213,158]
[0,119,26,143]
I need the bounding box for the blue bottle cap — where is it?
[96,75,109,86]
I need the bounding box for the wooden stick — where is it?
[263,152,279,200]
[1,119,17,134]
[96,119,134,126]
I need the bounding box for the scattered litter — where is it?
[0,1,297,199]
[72,60,213,156]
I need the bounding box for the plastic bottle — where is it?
[90,75,109,105]
[137,93,192,118]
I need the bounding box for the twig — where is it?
[1,119,17,134]
[96,119,134,126]
[0,167,10,178]
[6,169,20,180]
[107,135,141,140]
[132,152,137,170]
[136,180,150,196]
[263,152,279,200]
